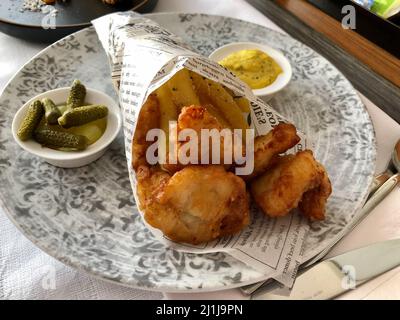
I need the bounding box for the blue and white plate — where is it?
[0,13,376,292]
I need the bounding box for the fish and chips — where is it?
[132,69,332,244]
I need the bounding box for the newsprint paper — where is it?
[93,12,311,287]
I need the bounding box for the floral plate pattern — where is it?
[0,13,376,292]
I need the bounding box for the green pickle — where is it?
[58,105,108,128]
[67,80,86,109]
[36,117,51,131]
[17,100,44,141]
[38,109,107,146]
[34,129,88,150]
[18,80,108,152]
[42,98,62,125]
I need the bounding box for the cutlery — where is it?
[241,138,400,296]
[368,138,399,197]
[305,138,400,267]
[242,173,400,295]
[252,238,400,300]
[304,173,400,265]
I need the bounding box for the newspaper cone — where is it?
[93,12,309,287]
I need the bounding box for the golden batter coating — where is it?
[299,164,332,221]
[132,94,160,170]
[162,105,236,174]
[250,150,331,220]
[240,123,300,180]
[137,165,250,244]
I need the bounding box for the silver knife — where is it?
[252,238,400,300]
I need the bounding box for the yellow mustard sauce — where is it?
[219,49,283,89]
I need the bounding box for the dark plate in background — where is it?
[0,0,158,43]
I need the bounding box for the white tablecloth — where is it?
[1,0,399,300]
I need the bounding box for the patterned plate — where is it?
[0,13,376,292]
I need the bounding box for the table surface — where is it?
[1,0,400,300]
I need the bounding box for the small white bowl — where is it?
[209,42,292,98]
[12,87,122,168]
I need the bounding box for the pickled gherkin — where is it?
[58,105,108,128]
[42,98,62,125]
[17,100,44,141]
[16,80,108,154]
[66,80,86,109]
[34,129,88,150]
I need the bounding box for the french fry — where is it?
[200,78,249,131]
[223,87,251,113]
[155,84,178,165]
[167,69,200,109]
[234,97,251,113]
[156,83,178,134]
[203,104,232,129]
[190,72,213,106]
[190,72,231,128]
[205,79,250,143]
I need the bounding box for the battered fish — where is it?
[299,164,332,220]
[163,105,236,173]
[178,105,224,133]
[241,123,300,180]
[250,150,331,220]
[137,165,250,244]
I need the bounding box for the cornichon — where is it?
[58,105,108,128]
[66,80,86,109]
[34,129,88,150]
[42,98,62,125]
[17,100,44,141]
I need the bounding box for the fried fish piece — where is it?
[136,165,171,210]
[242,123,300,181]
[178,105,224,132]
[178,105,226,163]
[250,150,331,220]
[299,164,332,220]
[137,165,250,244]
[163,105,236,174]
